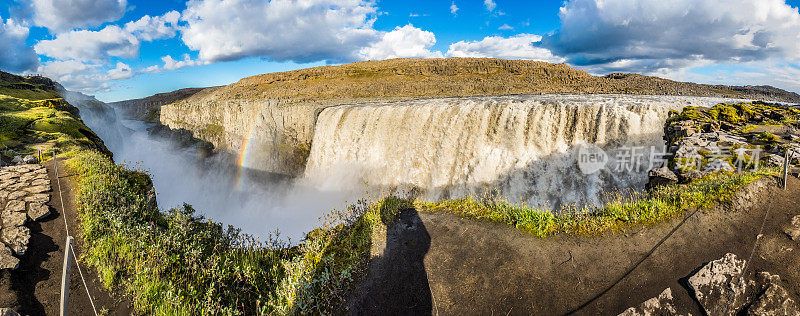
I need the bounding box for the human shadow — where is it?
[9,211,58,315]
[348,209,433,315]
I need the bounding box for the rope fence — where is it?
[53,147,98,316]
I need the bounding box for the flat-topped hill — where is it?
[182,58,800,104]
[0,71,61,101]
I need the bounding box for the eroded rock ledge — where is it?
[649,102,800,188]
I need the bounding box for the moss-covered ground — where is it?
[0,93,107,163]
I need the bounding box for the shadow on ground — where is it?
[348,209,432,315]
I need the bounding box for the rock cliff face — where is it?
[110,88,205,122]
[161,99,319,175]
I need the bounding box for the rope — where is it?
[53,148,99,316]
[565,205,704,315]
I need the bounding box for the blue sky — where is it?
[1,0,799,102]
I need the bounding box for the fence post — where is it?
[60,236,74,316]
[784,150,790,190]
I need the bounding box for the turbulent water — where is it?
[305,95,737,208]
[72,93,740,238]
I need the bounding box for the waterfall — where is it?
[304,95,732,208]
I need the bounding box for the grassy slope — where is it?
[0,93,107,161]
[67,150,411,315]
[180,58,800,106]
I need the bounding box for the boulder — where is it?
[6,191,26,200]
[1,210,26,227]
[27,202,50,222]
[10,156,22,165]
[30,179,50,187]
[22,155,36,164]
[687,253,751,315]
[746,272,800,315]
[4,200,25,213]
[23,185,49,194]
[23,193,49,203]
[0,308,19,316]
[784,215,800,241]
[0,243,19,270]
[765,154,785,167]
[646,166,678,190]
[618,288,679,316]
[2,225,29,255]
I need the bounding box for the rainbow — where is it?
[234,123,257,189]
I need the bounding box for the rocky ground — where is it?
[650,102,800,186]
[0,164,52,271]
[0,160,130,315]
[349,175,800,315]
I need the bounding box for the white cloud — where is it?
[180,0,380,63]
[450,2,459,16]
[34,10,181,63]
[106,61,133,80]
[143,65,160,73]
[34,25,139,61]
[498,24,513,30]
[36,60,112,93]
[543,0,800,73]
[0,17,39,72]
[37,60,96,78]
[359,24,443,60]
[161,54,201,70]
[658,59,800,95]
[447,34,565,63]
[124,11,181,41]
[484,0,496,12]
[31,0,127,32]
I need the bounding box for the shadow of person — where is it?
[349,208,433,315]
[10,214,58,315]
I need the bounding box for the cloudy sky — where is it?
[1,0,800,102]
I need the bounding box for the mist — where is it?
[66,93,363,242]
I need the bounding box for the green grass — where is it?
[66,150,409,315]
[757,131,781,143]
[417,171,771,237]
[0,85,61,101]
[0,94,106,158]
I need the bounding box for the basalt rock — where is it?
[746,273,800,315]
[784,215,800,241]
[2,226,29,255]
[688,253,751,316]
[0,244,19,270]
[618,288,679,316]
[27,203,50,222]
[687,253,800,316]
[646,166,678,190]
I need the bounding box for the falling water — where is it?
[70,92,740,239]
[304,95,736,208]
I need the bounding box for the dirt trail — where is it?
[0,158,131,315]
[350,175,800,315]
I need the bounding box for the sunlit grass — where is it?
[417,170,773,237]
